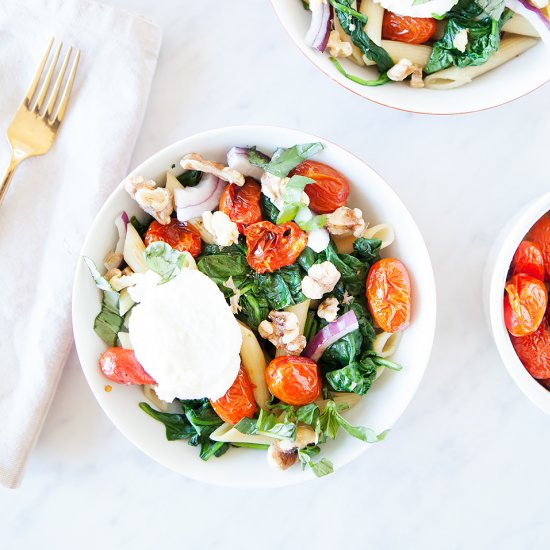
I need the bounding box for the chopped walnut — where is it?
[267,426,318,471]
[387,58,424,89]
[258,311,306,355]
[318,297,339,323]
[202,211,239,247]
[223,277,241,314]
[326,207,366,238]
[342,290,354,305]
[125,176,173,225]
[327,30,353,58]
[452,28,469,53]
[104,251,123,271]
[261,172,310,211]
[180,153,244,186]
[301,261,341,300]
[105,267,138,291]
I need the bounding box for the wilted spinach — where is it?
[177,170,202,187]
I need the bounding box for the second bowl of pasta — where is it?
[272,0,550,114]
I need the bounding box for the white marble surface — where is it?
[3,1,550,548]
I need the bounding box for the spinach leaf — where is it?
[320,324,363,369]
[139,403,196,440]
[323,242,367,296]
[145,242,187,283]
[279,264,307,304]
[353,238,382,265]
[425,5,512,74]
[262,143,324,178]
[197,253,250,289]
[177,170,202,187]
[319,400,388,443]
[253,272,293,310]
[260,194,280,224]
[326,354,378,395]
[239,293,269,331]
[330,57,390,87]
[334,0,393,72]
[297,247,318,272]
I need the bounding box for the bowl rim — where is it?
[72,123,437,487]
[488,191,550,415]
[270,0,550,115]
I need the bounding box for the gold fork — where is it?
[0,38,80,206]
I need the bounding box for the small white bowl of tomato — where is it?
[486,191,550,414]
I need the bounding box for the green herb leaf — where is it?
[84,256,112,291]
[475,0,505,19]
[236,409,297,440]
[263,143,324,178]
[275,175,315,224]
[139,402,196,440]
[177,170,202,187]
[295,403,321,425]
[248,146,271,170]
[145,242,187,283]
[326,355,377,395]
[330,57,391,86]
[298,447,334,477]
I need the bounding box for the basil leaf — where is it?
[93,289,124,346]
[296,403,321,425]
[234,417,257,434]
[475,0,505,19]
[177,170,202,187]
[236,409,297,440]
[139,402,196,441]
[145,242,186,283]
[248,146,271,170]
[84,256,112,291]
[263,143,324,178]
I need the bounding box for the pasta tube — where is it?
[381,40,433,67]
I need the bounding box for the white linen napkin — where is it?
[0,0,162,488]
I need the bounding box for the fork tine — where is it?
[34,41,62,113]
[54,50,80,123]
[44,47,72,119]
[24,37,54,107]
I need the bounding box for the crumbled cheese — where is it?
[453,29,469,53]
[202,211,239,247]
[301,261,341,300]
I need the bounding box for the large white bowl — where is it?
[72,125,436,488]
[484,191,550,415]
[271,0,550,114]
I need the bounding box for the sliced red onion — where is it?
[305,1,332,52]
[227,147,269,180]
[303,309,359,362]
[175,175,225,222]
[507,0,550,44]
[114,211,129,256]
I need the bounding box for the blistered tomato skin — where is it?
[527,215,550,280]
[210,366,257,425]
[382,13,437,44]
[511,240,545,280]
[291,160,350,214]
[512,320,550,379]
[504,274,547,337]
[99,348,156,385]
[219,177,263,233]
[244,221,308,274]
[144,219,202,257]
[265,356,321,406]
[366,259,411,333]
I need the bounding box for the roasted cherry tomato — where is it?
[504,273,547,337]
[244,221,308,274]
[210,365,257,425]
[144,219,202,257]
[291,160,350,214]
[219,177,263,233]
[382,12,437,44]
[99,348,156,385]
[366,258,411,333]
[511,319,550,379]
[511,240,545,280]
[527,214,550,280]
[265,356,321,406]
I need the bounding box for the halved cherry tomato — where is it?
[244,221,308,274]
[291,160,350,214]
[219,177,263,233]
[511,240,545,280]
[366,258,411,333]
[265,356,321,406]
[382,12,437,44]
[210,365,257,425]
[504,274,547,337]
[511,319,550,379]
[99,348,156,385]
[144,219,202,257]
[527,214,550,280]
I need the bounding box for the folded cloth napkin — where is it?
[0,0,162,488]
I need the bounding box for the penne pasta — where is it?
[210,423,276,445]
[363,223,395,249]
[424,35,538,90]
[360,0,384,65]
[333,233,356,254]
[502,14,540,38]
[238,321,271,409]
[381,40,433,68]
[142,385,170,413]
[165,171,184,194]
[372,331,402,359]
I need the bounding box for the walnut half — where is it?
[258,311,306,355]
[125,176,173,225]
[326,207,366,238]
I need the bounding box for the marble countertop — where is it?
[3,1,550,548]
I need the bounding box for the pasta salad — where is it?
[303,0,549,90]
[86,142,412,477]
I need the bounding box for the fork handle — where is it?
[0,155,19,207]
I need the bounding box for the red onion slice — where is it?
[175,176,225,222]
[227,147,269,180]
[305,1,333,52]
[303,309,359,362]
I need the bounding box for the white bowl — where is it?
[484,191,550,415]
[271,0,550,114]
[72,125,436,488]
